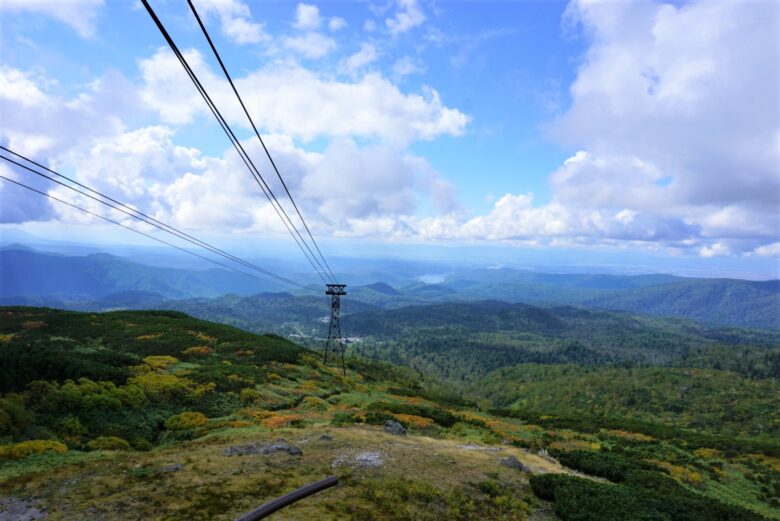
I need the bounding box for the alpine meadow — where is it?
[0,1,778,520]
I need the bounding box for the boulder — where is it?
[384,420,406,436]
[224,439,302,457]
[499,455,530,472]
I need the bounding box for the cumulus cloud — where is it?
[540,0,780,254]
[392,56,425,78]
[0,163,56,224]
[0,0,103,39]
[328,17,347,32]
[293,3,321,30]
[195,0,268,44]
[341,43,378,74]
[0,66,134,157]
[282,32,337,58]
[139,48,468,143]
[18,118,456,239]
[386,0,425,35]
[427,0,779,256]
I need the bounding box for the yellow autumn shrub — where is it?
[394,413,435,429]
[262,414,303,429]
[0,440,67,460]
[87,436,131,451]
[300,396,328,411]
[238,408,273,422]
[182,346,212,356]
[143,355,179,370]
[165,412,208,430]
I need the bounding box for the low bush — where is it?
[0,439,68,460]
[87,436,131,451]
[165,412,208,431]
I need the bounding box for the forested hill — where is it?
[2,307,779,520]
[0,247,280,299]
[3,246,779,329]
[583,278,780,329]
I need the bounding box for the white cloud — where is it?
[139,48,468,143]
[33,126,456,239]
[0,66,132,157]
[196,0,267,44]
[282,32,336,58]
[293,3,321,30]
[328,17,347,32]
[487,0,780,256]
[699,242,731,258]
[0,0,103,39]
[386,0,425,35]
[754,242,780,257]
[364,19,377,32]
[342,43,378,74]
[392,56,424,78]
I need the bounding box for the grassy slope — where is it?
[0,307,777,520]
[473,364,780,438]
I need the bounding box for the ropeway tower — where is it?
[323,284,347,375]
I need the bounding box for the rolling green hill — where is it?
[1,307,778,520]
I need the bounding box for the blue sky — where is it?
[0,0,778,278]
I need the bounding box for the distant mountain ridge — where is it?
[0,247,281,299]
[2,245,778,329]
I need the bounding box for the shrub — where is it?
[394,413,435,429]
[332,411,360,425]
[0,440,67,461]
[262,414,303,429]
[238,408,273,422]
[367,401,458,427]
[529,472,764,521]
[300,396,328,411]
[165,412,208,431]
[88,436,131,451]
[182,346,212,356]
[54,415,88,440]
[142,355,179,370]
[0,394,34,437]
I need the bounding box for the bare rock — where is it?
[384,420,406,436]
[224,439,302,457]
[332,451,384,469]
[500,455,531,472]
[0,497,47,521]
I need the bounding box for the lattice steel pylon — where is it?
[323,284,347,375]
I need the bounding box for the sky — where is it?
[0,0,778,279]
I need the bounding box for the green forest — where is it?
[1,306,779,520]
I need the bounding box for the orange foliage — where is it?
[182,346,213,356]
[21,320,46,330]
[262,414,303,429]
[298,380,321,393]
[238,408,273,422]
[549,439,601,451]
[188,331,217,343]
[602,429,654,442]
[647,459,702,485]
[693,448,724,460]
[394,413,435,429]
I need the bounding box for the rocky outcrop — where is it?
[224,439,302,457]
[384,420,406,436]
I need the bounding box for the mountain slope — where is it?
[584,279,780,329]
[0,248,281,299]
[0,307,776,520]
